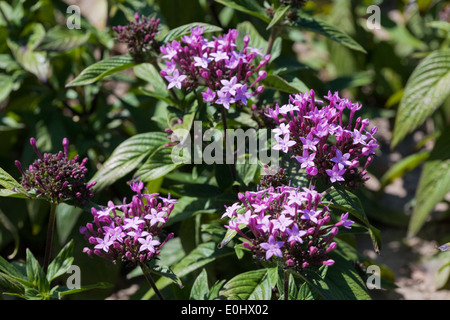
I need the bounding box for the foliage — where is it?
[0,0,449,301]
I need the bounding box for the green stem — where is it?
[140,263,164,300]
[221,108,237,182]
[43,202,57,273]
[284,268,290,301]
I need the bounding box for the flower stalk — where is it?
[43,202,57,273]
[140,262,164,300]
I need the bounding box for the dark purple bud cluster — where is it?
[113,13,161,62]
[15,138,95,205]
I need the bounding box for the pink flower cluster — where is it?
[159,27,271,109]
[222,185,354,270]
[266,90,379,187]
[80,181,175,265]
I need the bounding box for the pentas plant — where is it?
[80,181,175,266]
[222,185,354,270]
[15,137,95,206]
[159,26,271,109]
[266,90,379,188]
[80,181,176,299]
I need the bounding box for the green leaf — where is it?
[408,125,450,237]
[160,22,223,43]
[380,151,430,189]
[267,5,291,30]
[134,62,171,102]
[66,55,136,87]
[36,26,91,52]
[46,240,74,283]
[147,262,183,289]
[214,0,270,23]
[0,256,27,281]
[0,74,14,104]
[326,185,381,254]
[91,132,169,190]
[392,49,450,147]
[288,12,366,53]
[0,208,20,259]
[56,282,113,298]
[189,268,209,300]
[133,146,182,182]
[263,74,309,94]
[142,242,233,300]
[298,250,371,300]
[220,267,278,300]
[236,21,281,59]
[26,249,49,295]
[0,166,29,197]
[7,23,51,82]
[426,20,450,32]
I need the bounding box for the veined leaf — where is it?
[91,132,169,190]
[267,5,291,30]
[0,167,28,196]
[297,249,371,300]
[26,249,49,295]
[46,240,74,283]
[36,26,91,52]
[141,242,233,300]
[189,268,209,300]
[133,146,182,182]
[392,49,450,147]
[56,282,113,298]
[66,55,136,87]
[220,267,278,300]
[160,22,222,43]
[288,12,366,53]
[326,185,381,254]
[263,74,309,94]
[408,125,450,237]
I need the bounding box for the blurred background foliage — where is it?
[0,0,449,299]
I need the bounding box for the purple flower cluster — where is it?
[222,185,354,269]
[266,90,379,187]
[80,181,175,265]
[15,138,95,205]
[159,27,271,109]
[113,13,161,62]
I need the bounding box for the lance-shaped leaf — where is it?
[408,125,450,237]
[160,22,222,43]
[325,185,381,254]
[46,240,74,283]
[296,249,371,300]
[287,12,366,53]
[0,166,29,198]
[91,132,169,190]
[220,267,278,300]
[36,26,91,52]
[141,242,234,299]
[392,49,450,147]
[66,55,136,87]
[266,5,291,30]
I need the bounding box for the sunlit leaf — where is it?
[66,55,136,87]
[392,50,450,147]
